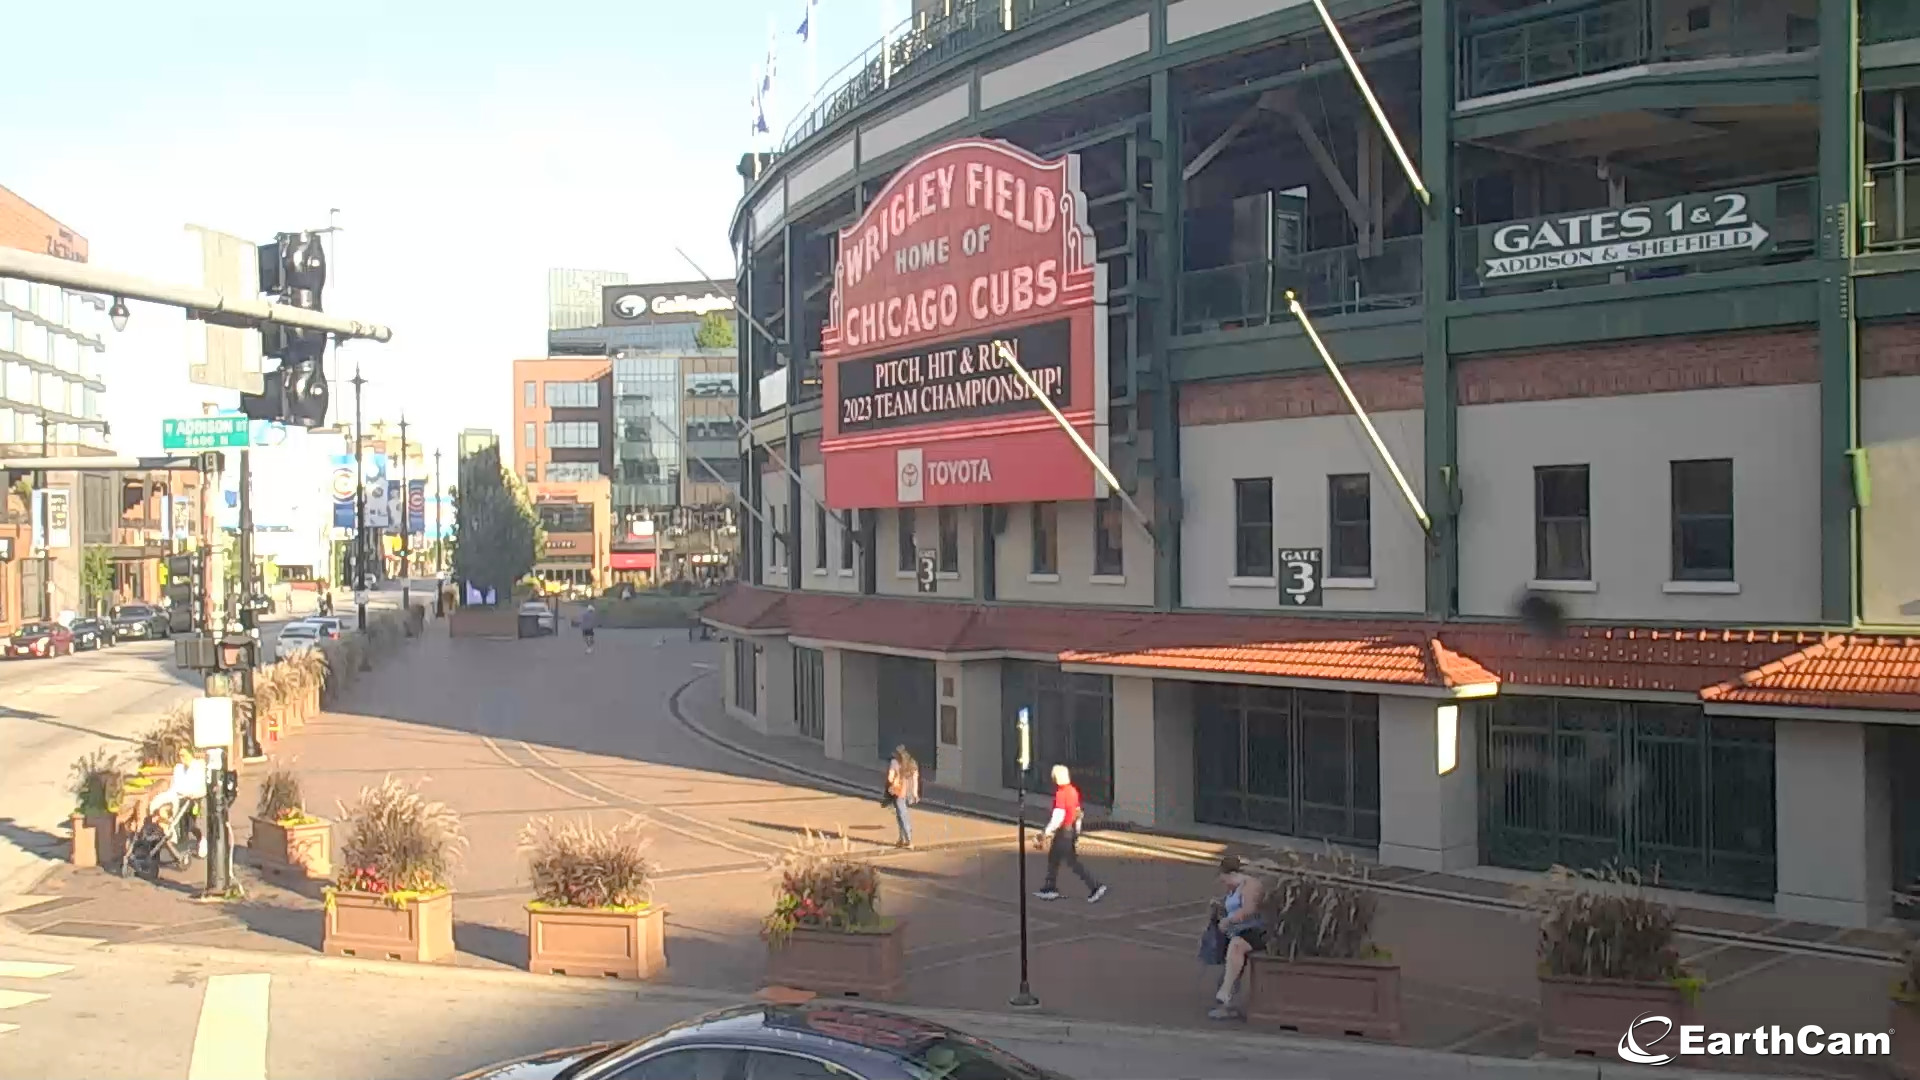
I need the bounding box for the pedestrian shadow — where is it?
[0,816,70,859]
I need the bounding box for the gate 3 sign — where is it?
[821,138,1109,509]
[1477,186,1776,281]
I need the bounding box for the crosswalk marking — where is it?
[188,972,270,1080]
[0,962,72,979]
[0,989,51,1011]
[0,1023,16,1036]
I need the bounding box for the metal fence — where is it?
[781,0,1094,151]
[1177,235,1424,333]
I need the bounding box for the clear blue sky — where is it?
[2,0,893,459]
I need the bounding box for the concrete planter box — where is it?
[323,889,455,963]
[1538,974,1692,1057]
[250,816,332,880]
[68,812,119,869]
[1245,955,1402,1040]
[449,609,518,638]
[526,904,667,980]
[766,922,906,1001]
[1893,998,1920,1080]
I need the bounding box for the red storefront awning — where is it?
[611,552,657,571]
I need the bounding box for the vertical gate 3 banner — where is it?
[820,137,1109,509]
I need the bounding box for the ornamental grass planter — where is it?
[250,816,332,880]
[766,921,906,1001]
[1538,974,1694,1057]
[526,904,667,980]
[68,812,119,869]
[1245,955,1402,1041]
[1893,998,1920,1080]
[322,889,455,963]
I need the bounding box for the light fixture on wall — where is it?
[108,298,130,332]
[1436,704,1459,776]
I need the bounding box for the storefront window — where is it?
[1002,662,1113,807]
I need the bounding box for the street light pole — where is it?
[1011,707,1039,1009]
[352,363,367,635]
[35,406,50,620]
[433,448,443,575]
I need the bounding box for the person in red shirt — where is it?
[1034,764,1106,902]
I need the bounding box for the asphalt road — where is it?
[0,933,1477,1080]
[0,603,323,899]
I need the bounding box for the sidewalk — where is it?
[2,624,1898,1079]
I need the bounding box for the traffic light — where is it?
[242,231,332,427]
[165,552,203,633]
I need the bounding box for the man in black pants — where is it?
[1033,764,1107,903]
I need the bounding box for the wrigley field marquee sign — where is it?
[1477,185,1777,281]
[821,137,1109,509]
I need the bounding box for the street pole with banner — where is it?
[1011,706,1039,1009]
[236,446,263,760]
[434,448,444,576]
[351,363,369,643]
[398,415,410,613]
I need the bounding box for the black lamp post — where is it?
[351,362,368,638]
[1011,705,1039,1009]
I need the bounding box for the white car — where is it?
[518,601,557,635]
[275,622,322,662]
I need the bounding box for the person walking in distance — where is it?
[886,745,920,848]
[579,601,599,655]
[1033,764,1107,902]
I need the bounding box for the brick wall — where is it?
[1456,328,1819,406]
[1863,319,1920,379]
[1179,364,1423,426]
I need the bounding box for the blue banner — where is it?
[331,455,356,529]
[408,480,426,533]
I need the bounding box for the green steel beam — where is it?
[1171,312,1423,382]
[784,222,805,594]
[1453,71,1817,141]
[1421,0,1457,617]
[1150,67,1184,612]
[1817,1,1862,625]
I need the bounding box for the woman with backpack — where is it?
[885,746,920,848]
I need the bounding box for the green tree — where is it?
[80,545,114,614]
[449,445,541,604]
[693,310,735,350]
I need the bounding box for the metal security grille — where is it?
[794,646,826,742]
[1893,727,1920,916]
[1192,684,1381,846]
[1479,696,1776,900]
[876,655,938,772]
[732,637,757,716]
[1001,662,1114,808]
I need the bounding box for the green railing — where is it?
[1456,177,1816,297]
[1177,236,1424,333]
[1865,0,1920,45]
[1461,0,1818,99]
[781,0,1088,151]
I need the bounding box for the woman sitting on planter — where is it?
[1208,855,1268,1020]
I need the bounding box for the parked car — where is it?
[6,622,75,660]
[306,616,345,640]
[111,603,170,641]
[274,621,322,662]
[517,600,557,636]
[451,1003,1067,1080]
[69,617,113,650]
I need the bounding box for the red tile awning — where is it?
[1700,634,1920,712]
[698,585,1920,711]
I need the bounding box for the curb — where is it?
[96,937,1785,1080]
[666,673,1902,967]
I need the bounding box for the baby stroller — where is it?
[121,795,199,880]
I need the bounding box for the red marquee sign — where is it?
[821,138,1108,509]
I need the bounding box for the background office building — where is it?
[707,0,1920,933]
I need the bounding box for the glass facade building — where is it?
[547,269,628,332]
[0,278,111,454]
[613,352,680,510]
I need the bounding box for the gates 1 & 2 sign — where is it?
[821,137,1109,509]
[1477,185,1776,281]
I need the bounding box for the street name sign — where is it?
[163,416,250,451]
[1477,185,1777,281]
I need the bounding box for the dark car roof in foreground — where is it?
[452,1003,1058,1080]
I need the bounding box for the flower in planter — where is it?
[332,776,465,902]
[135,706,195,770]
[256,768,320,827]
[518,818,655,910]
[1254,850,1383,961]
[762,829,881,947]
[69,749,127,817]
[1529,864,1699,997]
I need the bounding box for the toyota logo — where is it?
[614,294,648,319]
[899,462,920,488]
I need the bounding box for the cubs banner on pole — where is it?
[331,455,356,528]
[408,480,426,533]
